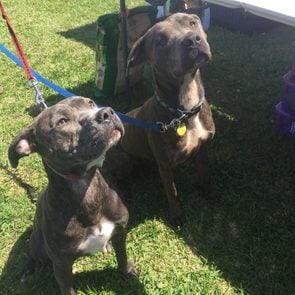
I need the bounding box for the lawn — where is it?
[1,0,295,294]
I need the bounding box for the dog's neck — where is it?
[43,158,105,214]
[42,159,99,183]
[153,69,203,111]
[178,73,203,110]
[42,152,106,182]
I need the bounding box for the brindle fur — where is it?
[9,97,137,295]
[115,13,215,226]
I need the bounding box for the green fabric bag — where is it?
[95,6,157,98]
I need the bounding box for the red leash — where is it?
[0,0,47,109]
[0,1,33,80]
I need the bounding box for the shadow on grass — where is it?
[24,80,97,118]
[0,228,146,295]
[120,112,295,295]
[0,163,37,203]
[58,22,97,50]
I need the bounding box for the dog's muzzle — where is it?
[95,107,124,135]
[182,32,202,48]
[182,32,211,62]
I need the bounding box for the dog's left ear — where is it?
[8,124,37,168]
[127,34,146,71]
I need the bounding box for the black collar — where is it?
[154,90,206,133]
[155,89,205,118]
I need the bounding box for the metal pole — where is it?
[119,0,130,99]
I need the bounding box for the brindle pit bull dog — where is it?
[8,97,137,295]
[121,13,215,226]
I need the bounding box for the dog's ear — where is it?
[8,124,37,168]
[127,34,146,70]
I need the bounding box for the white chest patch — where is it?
[193,114,210,141]
[185,114,210,148]
[173,114,211,164]
[78,219,115,254]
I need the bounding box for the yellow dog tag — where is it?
[176,124,187,136]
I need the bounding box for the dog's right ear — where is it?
[127,34,146,70]
[8,125,37,168]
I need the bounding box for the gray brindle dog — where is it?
[8,97,137,295]
[119,13,215,226]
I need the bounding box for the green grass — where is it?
[1,0,295,294]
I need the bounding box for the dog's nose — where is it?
[183,32,202,48]
[96,107,115,122]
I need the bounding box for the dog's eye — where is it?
[57,118,68,126]
[156,37,167,47]
[189,20,196,27]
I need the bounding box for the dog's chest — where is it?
[183,114,210,146]
[189,114,211,140]
[173,114,210,162]
[77,218,115,254]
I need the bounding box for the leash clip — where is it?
[28,78,47,110]
[157,121,168,133]
[157,113,186,133]
[170,113,186,129]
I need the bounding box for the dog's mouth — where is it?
[77,125,123,161]
[89,128,122,149]
[107,117,124,147]
[108,129,122,147]
[189,47,211,63]
[188,47,200,60]
[179,47,211,76]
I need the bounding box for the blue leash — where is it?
[0,43,75,98]
[0,43,161,132]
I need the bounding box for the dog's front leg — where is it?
[194,144,210,192]
[111,227,138,277]
[53,261,76,295]
[194,144,215,199]
[158,163,185,227]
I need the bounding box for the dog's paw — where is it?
[19,255,36,283]
[103,241,112,253]
[169,213,187,227]
[119,261,138,277]
[169,203,186,227]
[126,261,138,277]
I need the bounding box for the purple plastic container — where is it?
[275,101,295,137]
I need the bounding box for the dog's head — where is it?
[127,13,211,80]
[8,96,124,175]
